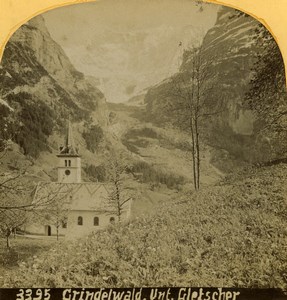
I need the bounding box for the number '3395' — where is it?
[16,289,51,300]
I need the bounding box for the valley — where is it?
[105,100,230,223]
[107,101,224,188]
[0,1,287,290]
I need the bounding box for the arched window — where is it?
[68,160,71,167]
[94,216,99,226]
[78,216,83,225]
[110,217,115,224]
[65,160,67,167]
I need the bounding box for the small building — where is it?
[25,122,131,239]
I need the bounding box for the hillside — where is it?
[0,15,111,184]
[0,12,218,204]
[4,162,287,288]
[0,15,108,162]
[144,7,268,166]
[107,102,224,188]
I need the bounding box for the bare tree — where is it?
[0,110,71,246]
[0,125,33,247]
[0,165,73,247]
[104,154,132,222]
[51,207,68,241]
[31,182,74,240]
[0,209,28,248]
[0,171,32,248]
[163,45,220,190]
[40,198,69,241]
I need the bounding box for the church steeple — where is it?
[58,120,80,157]
[57,121,81,183]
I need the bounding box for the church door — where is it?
[45,225,51,236]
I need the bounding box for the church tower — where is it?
[57,121,81,183]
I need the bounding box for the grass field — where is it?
[2,163,287,288]
[0,236,57,286]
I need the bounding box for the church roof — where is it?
[32,182,131,212]
[58,121,80,157]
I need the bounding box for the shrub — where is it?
[84,164,106,182]
[82,125,104,153]
[0,248,19,267]
[6,93,54,158]
[122,127,161,154]
[129,161,185,189]
[0,104,15,150]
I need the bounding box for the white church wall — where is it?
[65,210,117,239]
[58,156,81,183]
[24,222,67,237]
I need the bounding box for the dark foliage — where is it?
[128,161,185,189]
[126,128,159,139]
[0,42,49,94]
[245,23,287,157]
[84,164,106,182]
[0,105,16,150]
[122,127,161,154]
[82,124,104,153]
[6,92,54,158]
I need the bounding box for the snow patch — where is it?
[0,98,14,111]
[218,12,231,21]
[5,71,12,78]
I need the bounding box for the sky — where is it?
[43,0,220,102]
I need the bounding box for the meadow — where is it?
[2,164,286,289]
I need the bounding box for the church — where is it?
[25,122,131,239]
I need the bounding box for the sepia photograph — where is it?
[0,0,286,296]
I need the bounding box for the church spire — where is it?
[58,120,80,157]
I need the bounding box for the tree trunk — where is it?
[195,62,201,191]
[6,230,11,248]
[190,118,197,190]
[115,176,122,222]
[56,225,59,241]
[117,207,121,222]
[195,118,200,190]
[117,197,121,222]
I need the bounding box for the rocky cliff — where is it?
[144,6,270,163]
[198,7,258,135]
[0,15,108,158]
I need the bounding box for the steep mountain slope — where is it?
[43,0,219,104]
[107,102,224,189]
[193,8,257,135]
[86,24,203,103]
[0,15,108,159]
[144,7,266,165]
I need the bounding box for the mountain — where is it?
[62,24,204,103]
[195,8,258,135]
[0,15,108,159]
[125,91,147,106]
[0,13,215,188]
[144,7,270,166]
